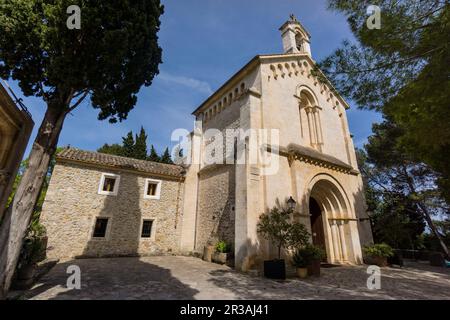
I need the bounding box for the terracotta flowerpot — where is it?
[307,259,321,277]
[296,267,308,278]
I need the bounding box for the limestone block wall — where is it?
[260,57,352,165]
[195,164,236,251]
[40,161,184,259]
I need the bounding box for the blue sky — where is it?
[9,0,382,157]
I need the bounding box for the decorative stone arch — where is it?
[295,85,323,151]
[304,173,362,264]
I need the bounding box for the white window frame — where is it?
[140,218,156,240]
[144,178,162,200]
[90,216,112,241]
[98,173,120,196]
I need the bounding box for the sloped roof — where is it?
[191,53,349,116]
[57,148,185,178]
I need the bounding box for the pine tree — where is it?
[148,145,160,162]
[160,147,173,164]
[134,126,148,160]
[97,143,124,156]
[122,131,135,158]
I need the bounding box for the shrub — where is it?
[257,206,310,259]
[292,245,325,267]
[216,240,230,253]
[363,243,394,258]
[292,250,308,268]
[17,219,47,270]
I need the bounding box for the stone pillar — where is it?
[329,220,342,262]
[313,107,323,147]
[305,107,316,148]
[337,221,349,261]
[235,89,262,271]
[180,120,203,253]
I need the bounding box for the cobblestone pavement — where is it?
[15,256,450,300]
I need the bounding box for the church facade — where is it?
[40,17,373,271]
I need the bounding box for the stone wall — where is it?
[40,161,184,259]
[195,164,236,251]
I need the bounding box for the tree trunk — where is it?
[418,202,450,258]
[401,164,450,258]
[0,104,67,299]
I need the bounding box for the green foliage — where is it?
[215,240,230,253]
[160,147,173,164]
[148,145,160,162]
[320,1,450,203]
[17,210,48,270]
[97,143,124,156]
[356,118,448,252]
[363,243,394,258]
[293,245,325,268]
[257,205,310,259]
[0,0,164,123]
[96,127,175,163]
[121,131,135,158]
[6,147,62,213]
[134,126,148,160]
[292,250,308,268]
[287,222,311,250]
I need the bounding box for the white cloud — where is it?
[158,71,213,95]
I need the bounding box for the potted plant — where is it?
[257,205,310,280]
[16,220,47,281]
[212,240,232,264]
[303,245,325,276]
[363,243,394,267]
[292,249,308,278]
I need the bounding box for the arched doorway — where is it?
[309,197,326,259]
[307,175,362,264]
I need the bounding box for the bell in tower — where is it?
[279,14,312,56]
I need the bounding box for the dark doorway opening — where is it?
[309,197,326,261]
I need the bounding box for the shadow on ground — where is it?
[206,260,450,300]
[23,257,199,300]
[20,257,450,300]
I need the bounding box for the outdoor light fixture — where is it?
[287,196,296,212]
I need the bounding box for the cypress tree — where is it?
[134,126,148,160]
[122,131,135,158]
[148,145,160,162]
[160,147,173,164]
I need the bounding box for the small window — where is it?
[144,178,162,199]
[93,218,108,238]
[98,173,120,196]
[141,220,153,238]
[147,183,157,196]
[103,177,116,192]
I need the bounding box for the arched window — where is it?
[295,33,304,52]
[298,88,323,151]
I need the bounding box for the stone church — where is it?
[40,16,373,271]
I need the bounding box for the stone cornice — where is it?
[192,53,350,116]
[266,143,359,176]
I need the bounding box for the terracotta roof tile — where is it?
[57,148,185,178]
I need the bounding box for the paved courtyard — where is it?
[16,256,450,300]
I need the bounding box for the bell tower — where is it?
[279,14,311,56]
